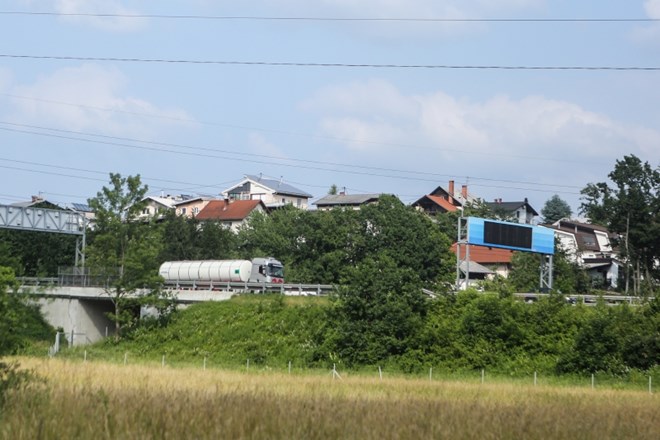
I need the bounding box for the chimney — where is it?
[448,180,455,196]
[461,185,468,200]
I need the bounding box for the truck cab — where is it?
[250,257,284,283]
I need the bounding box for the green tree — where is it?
[158,212,237,262]
[508,243,588,294]
[196,221,238,260]
[328,255,427,366]
[328,184,338,195]
[580,155,660,294]
[86,173,164,340]
[541,195,572,223]
[0,229,77,276]
[356,196,454,285]
[0,267,20,355]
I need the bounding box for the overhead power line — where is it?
[0,121,583,190]
[1,54,658,71]
[0,11,657,23]
[0,123,582,196]
[0,93,612,167]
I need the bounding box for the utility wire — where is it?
[1,54,658,71]
[0,11,657,23]
[0,121,583,190]
[0,157,224,190]
[0,128,582,196]
[0,93,609,167]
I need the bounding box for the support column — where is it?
[540,254,553,292]
[456,216,470,290]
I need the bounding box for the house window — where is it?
[192,207,199,214]
[181,207,187,215]
[282,198,286,204]
[297,198,301,207]
[142,208,150,215]
[582,235,597,247]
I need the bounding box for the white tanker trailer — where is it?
[159,257,284,286]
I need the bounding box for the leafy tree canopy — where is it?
[541,195,572,223]
[86,173,165,339]
[580,155,660,291]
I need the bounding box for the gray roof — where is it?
[70,203,92,212]
[313,194,382,206]
[245,175,313,198]
[459,261,494,275]
[486,200,539,216]
[173,196,214,206]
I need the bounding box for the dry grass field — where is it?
[1,357,658,439]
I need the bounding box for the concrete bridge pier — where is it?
[33,297,115,346]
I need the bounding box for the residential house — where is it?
[195,199,266,232]
[485,198,538,224]
[174,196,215,218]
[412,180,474,215]
[451,243,515,279]
[222,175,313,210]
[70,202,95,227]
[313,193,384,211]
[11,195,63,210]
[136,196,178,221]
[545,219,620,288]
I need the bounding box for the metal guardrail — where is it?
[16,277,58,286]
[18,276,335,296]
[514,292,641,304]
[163,280,335,296]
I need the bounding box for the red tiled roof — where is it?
[426,195,459,212]
[196,200,263,221]
[450,243,514,264]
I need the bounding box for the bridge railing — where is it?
[163,280,335,295]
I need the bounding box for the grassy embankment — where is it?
[49,294,657,390]
[1,357,658,439]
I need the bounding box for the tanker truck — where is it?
[158,257,284,288]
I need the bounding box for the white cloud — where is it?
[254,0,544,38]
[645,0,660,17]
[18,0,146,31]
[8,64,194,137]
[265,0,543,16]
[302,79,659,180]
[247,132,288,159]
[0,68,13,92]
[631,0,660,42]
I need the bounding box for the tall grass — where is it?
[1,358,658,439]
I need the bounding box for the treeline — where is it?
[110,292,659,376]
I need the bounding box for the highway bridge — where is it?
[18,276,641,347]
[17,277,334,346]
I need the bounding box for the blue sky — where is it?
[1,0,659,216]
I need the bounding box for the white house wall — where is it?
[594,231,612,252]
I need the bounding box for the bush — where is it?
[0,361,36,408]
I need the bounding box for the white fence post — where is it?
[378,366,382,381]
